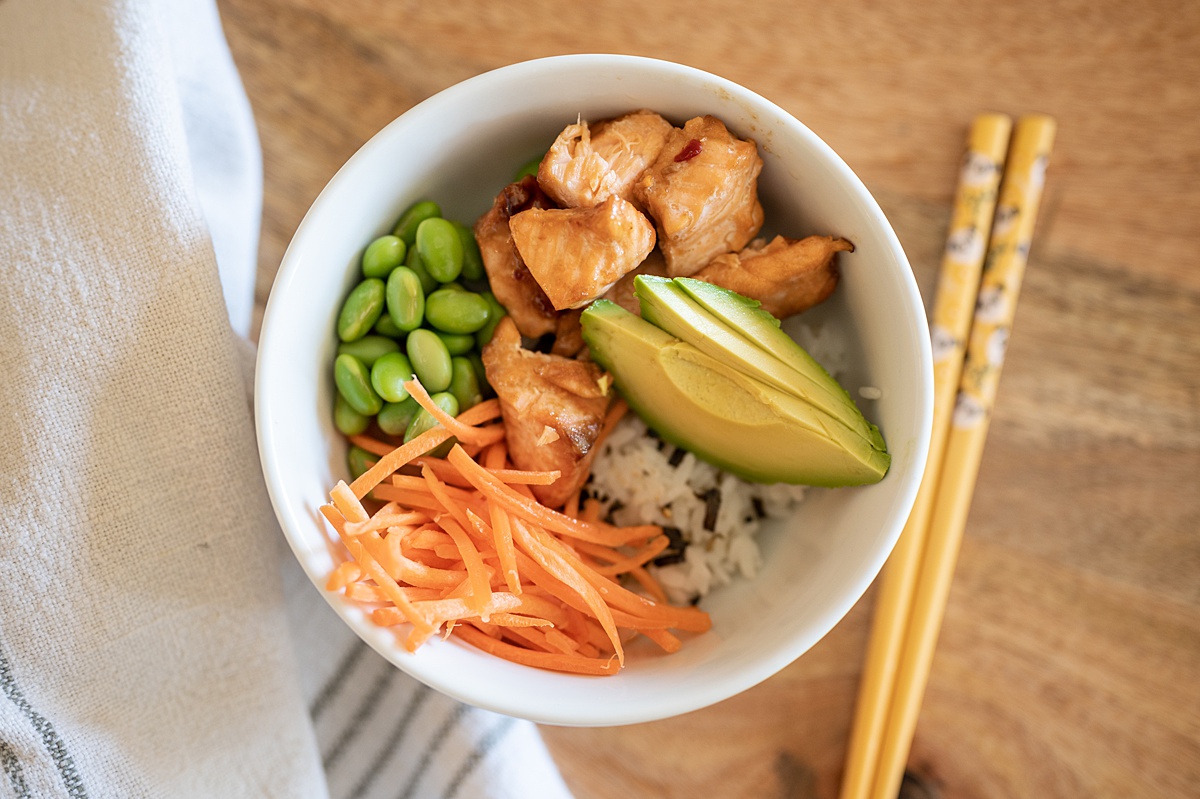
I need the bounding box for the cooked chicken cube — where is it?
[509,195,656,311]
[600,247,669,315]
[537,121,619,209]
[695,235,853,318]
[589,110,674,205]
[635,115,764,277]
[474,176,559,338]
[482,317,612,507]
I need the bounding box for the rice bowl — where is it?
[256,54,933,725]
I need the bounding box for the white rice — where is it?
[585,416,808,605]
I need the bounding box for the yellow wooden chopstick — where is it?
[867,114,1057,799]
[838,113,1012,799]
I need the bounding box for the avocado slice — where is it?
[635,275,886,452]
[581,300,890,486]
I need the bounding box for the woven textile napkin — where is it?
[0,0,574,796]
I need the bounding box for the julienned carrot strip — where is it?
[349,427,453,499]
[439,515,493,618]
[331,481,369,523]
[581,498,603,523]
[486,613,554,628]
[346,583,445,603]
[564,489,581,519]
[628,565,669,604]
[482,440,507,470]
[486,468,562,486]
[326,560,362,591]
[586,535,670,577]
[639,627,682,653]
[447,445,645,546]
[405,379,506,446]
[372,530,465,589]
[419,467,475,534]
[483,505,521,594]
[453,625,619,676]
[509,517,624,665]
[320,505,433,640]
[410,456,474,487]
[348,433,396,458]
[594,397,629,450]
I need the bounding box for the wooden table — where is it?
[220,1,1200,795]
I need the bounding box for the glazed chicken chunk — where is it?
[538,110,673,210]
[509,194,656,310]
[635,115,764,278]
[600,247,669,315]
[481,317,612,508]
[473,176,559,338]
[695,235,853,318]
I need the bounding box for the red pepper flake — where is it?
[674,138,703,162]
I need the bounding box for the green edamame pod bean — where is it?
[385,266,425,332]
[392,200,441,247]
[475,291,508,348]
[405,328,453,393]
[403,391,460,451]
[370,351,415,403]
[437,281,466,293]
[334,393,371,436]
[415,217,464,283]
[452,221,485,282]
[347,445,377,480]
[514,154,542,181]
[425,289,491,335]
[404,246,439,294]
[361,235,406,279]
[337,334,400,367]
[334,353,382,415]
[466,351,493,399]
[336,278,385,342]
[448,356,483,412]
[435,331,475,356]
[373,313,405,339]
[377,396,421,437]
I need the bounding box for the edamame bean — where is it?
[448,356,483,412]
[373,313,405,339]
[452,221,485,282]
[337,334,400,367]
[416,217,464,283]
[333,393,371,436]
[385,266,425,332]
[334,353,382,415]
[466,351,493,399]
[361,235,406,279]
[405,328,453,393]
[404,246,439,294]
[377,396,421,437]
[437,281,466,293]
[403,392,460,456]
[347,445,377,480]
[336,278,385,342]
[435,331,475,356]
[474,291,508,348]
[392,200,441,247]
[425,289,490,335]
[370,351,415,403]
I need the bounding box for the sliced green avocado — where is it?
[580,300,890,486]
[635,275,886,452]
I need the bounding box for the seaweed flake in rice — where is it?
[586,416,808,605]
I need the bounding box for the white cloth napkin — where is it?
[0,1,574,797]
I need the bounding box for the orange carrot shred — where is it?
[405,379,506,446]
[453,625,619,676]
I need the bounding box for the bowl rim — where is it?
[256,53,933,726]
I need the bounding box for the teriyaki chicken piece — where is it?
[635,115,764,278]
[694,235,853,318]
[481,316,613,508]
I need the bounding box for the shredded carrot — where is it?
[320,388,712,675]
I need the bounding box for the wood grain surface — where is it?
[217,1,1200,796]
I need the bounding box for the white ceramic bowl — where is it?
[256,54,932,726]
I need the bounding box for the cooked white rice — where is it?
[585,415,808,604]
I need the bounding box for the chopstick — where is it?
[840,113,1057,799]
